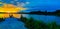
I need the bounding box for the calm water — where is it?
[0,18,27,29]
[22,14,60,24]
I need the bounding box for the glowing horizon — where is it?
[0,4,26,13]
[0,2,27,18]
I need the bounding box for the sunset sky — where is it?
[0,0,60,18]
[1,0,60,12]
[0,1,27,18]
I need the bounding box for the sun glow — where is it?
[0,2,27,18]
[0,4,26,13]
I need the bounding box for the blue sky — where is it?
[25,0,60,12]
[1,0,60,12]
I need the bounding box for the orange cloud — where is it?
[0,4,26,13]
[0,4,26,18]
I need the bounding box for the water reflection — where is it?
[0,14,21,18]
[0,14,27,29]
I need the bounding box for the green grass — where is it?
[19,15,60,29]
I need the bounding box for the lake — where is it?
[0,14,60,29]
[22,14,60,25]
[0,17,27,29]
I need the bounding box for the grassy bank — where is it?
[19,15,60,29]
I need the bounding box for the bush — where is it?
[20,16,60,29]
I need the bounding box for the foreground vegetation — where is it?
[0,15,60,29]
[19,15,60,29]
[0,18,5,22]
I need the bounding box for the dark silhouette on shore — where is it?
[0,10,60,16]
[21,10,60,16]
[30,10,60,15]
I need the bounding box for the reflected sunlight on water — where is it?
[13,14,21,18]
[0,14,21,18]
